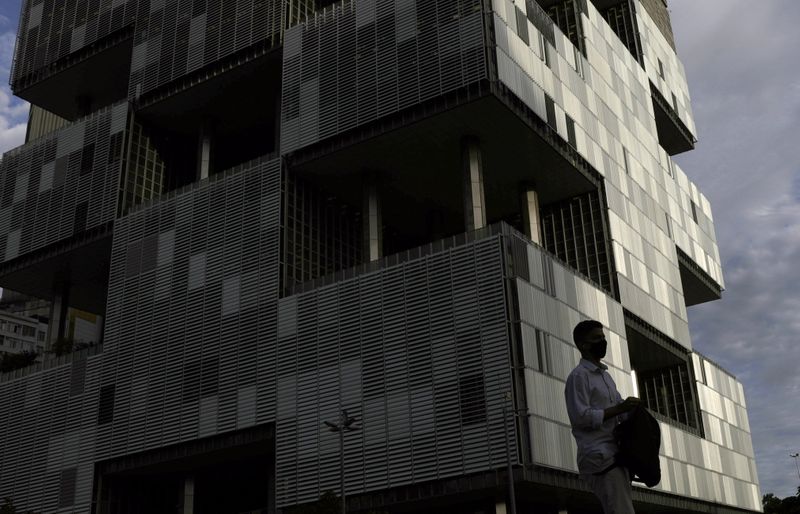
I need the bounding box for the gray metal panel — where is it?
[281,0,488,154]
[0,103,127,262]
[274,235,513,507]
[12,0,305,99]
[0,157,282,512]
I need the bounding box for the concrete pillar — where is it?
[362,178,382,262]
[520,185,542,244]
[197,123,214,180]
[495,501,508,514]
[95,315,105,345]
[462,138,487,232]
[47,286,70,351]
[267,453,276,514]
[182,476,195,514]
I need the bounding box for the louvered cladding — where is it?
[0,102,127,263]
[0,351,104,513]
[100,155,282,457]
[12,0,315,98]
[280,0,488,154]
[274,236,515,507]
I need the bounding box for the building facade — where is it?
[0,0,760,513]
[0,309,47,357]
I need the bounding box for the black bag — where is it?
[614,405,661,487]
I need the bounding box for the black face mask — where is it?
[587,339,608,360]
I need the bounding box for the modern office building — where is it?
[0,0,760,512]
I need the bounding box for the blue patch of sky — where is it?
[1,0,27,135]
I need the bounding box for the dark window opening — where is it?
[626,314,703,435]
[459,374,487,425]
[108,132,124,163]
[566,115,577,147]
[690,200,698,223]
[599,0,643,65]
[80,143,95,175]
[623,147,630,175]
[545,94,557,130]
[515,7,530,45]
[541,190,614,295]
[182,359,202,403]
[98,384,115,425]
[535,330,551,374]
[534,0,587,58]
[281,172,362,293]
[58,467,78,508]
[73,202,89,234]
[201,358,219,398]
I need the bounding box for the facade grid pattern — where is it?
[12,0,316,100]
[281,172,362,291]
[0,0,762,513]
[275,235,514,507]
[0,102,127,262]
[280,0,487,154]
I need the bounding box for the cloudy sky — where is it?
[670,0,800,499]
[0,0,798,501]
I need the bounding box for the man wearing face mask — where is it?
[565,319,641,514]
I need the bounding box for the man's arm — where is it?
[603,397,640,421]
[565,373,604,429]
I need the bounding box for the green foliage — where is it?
[0,497,38,514]
[763,488,800,514]
[285,491,389,514]
[0,351,38,374]
[49,338,94,357]
[285,490,341,514]
[49,337,74,356]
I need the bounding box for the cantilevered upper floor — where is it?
[3,0,722,348]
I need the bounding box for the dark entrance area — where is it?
[94,425,274,514]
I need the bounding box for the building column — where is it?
[95,315,105,345]
[197,123,214,181]
[520,184,542,244]
[462,138,487,232]
[495,501,508,514]
[47,286,70,351]
[362,177,382,262]
[182,475,195,514]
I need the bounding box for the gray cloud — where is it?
[671,0,800,499]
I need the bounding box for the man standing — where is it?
[565,320,640,514]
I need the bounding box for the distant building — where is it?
[0,0,760,513]
[0,310,47,357]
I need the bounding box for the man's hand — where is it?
[620,396,641,412]
[603,396,641,421]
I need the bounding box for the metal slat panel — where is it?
[280,0,488,154]
[275,236,512,506]
[0,104,126,262]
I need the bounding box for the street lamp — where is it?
[502,391,518,514]
[324,410,360,514]
[791,453,800,482]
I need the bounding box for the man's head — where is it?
[573,319,607,361]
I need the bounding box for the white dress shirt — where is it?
[564,358,625,475]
